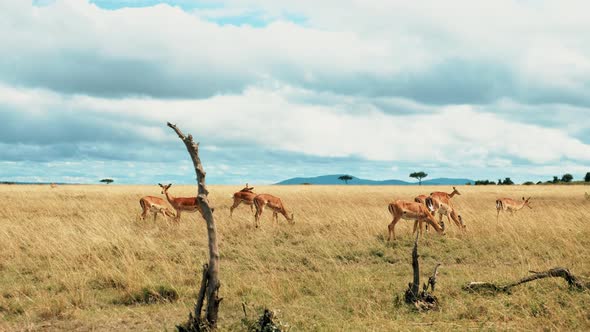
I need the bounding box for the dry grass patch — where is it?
[0,184,589,331]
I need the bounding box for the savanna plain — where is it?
[1,184,589,331]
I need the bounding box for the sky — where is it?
[1,0,589,185]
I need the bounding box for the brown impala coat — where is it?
[387,200,445,241]
[253,194,294,228]
[230,184,256,217]
[496,196,532,220]
[139,196,176,221]
[159,183,204,222]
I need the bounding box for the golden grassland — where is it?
[1,184,590,331]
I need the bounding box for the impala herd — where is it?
[137,184,534,240]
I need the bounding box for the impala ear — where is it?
[158,183,162,187]
[168,183,172,188]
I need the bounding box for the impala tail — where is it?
[425,197,435,213]
[496,199,502,210]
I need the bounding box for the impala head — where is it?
[451,186,461,196]
[523,196,532,209]
[240,183,254,192]
[158,183,172,194]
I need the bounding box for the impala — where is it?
[50,183,58,189]
[415,194,465,232]
[387,199,445,241]
[428,197,465,231]
[230,183,257,218]
[253,194,294,228]
[496,196,532,220]
[430,186,461,205]
[159,183,204,222]
[139,196,176,221]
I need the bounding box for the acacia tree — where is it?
[168,123,221,331]
[338,175,353,184]
[100,178,114,184]
[561,173,573,183]
[409,171,428,185]
[585,172,590,182]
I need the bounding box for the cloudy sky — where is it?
[1,0,589,184]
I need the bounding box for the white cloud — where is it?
[2,83,590,167]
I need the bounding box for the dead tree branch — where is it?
[403,233,441,311]
[168,123,221,331]
[463,267,590,294]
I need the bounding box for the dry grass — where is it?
[1,184,590,331]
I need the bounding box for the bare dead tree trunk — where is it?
[464,267,590,294]
[403,233,440,311]
[168,123,221,331]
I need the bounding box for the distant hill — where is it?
[276,174,474,185]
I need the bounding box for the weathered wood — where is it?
[168,123,221,330]
[403,233,440,311]
[425,263,441,293]
[464,267,590,294]
[194,264,209,319]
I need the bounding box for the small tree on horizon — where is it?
[561,173,573,183]
[338,175,353,184]
[552,176,560,184]
[100,178,114,184]
[409,171,428,185]
[585,172,590,182]
[503,177,514,185]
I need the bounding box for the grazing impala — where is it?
[253,194,294,228]
[496,197,532,220]
[387,200,445,241]
[415,194,465,233]
[159,183,204,222]
[428,197,465,231]
[230,183,257,218]
[139,196,176,221]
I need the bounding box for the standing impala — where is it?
[230,183,257,218]
[387,199,445,241]
[253,194,294,228]
[159,183,204,222]
[430,186,461,205]
[496,197,532,220]
[139,196,176,221]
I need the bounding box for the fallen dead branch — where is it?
[463,267,590,294]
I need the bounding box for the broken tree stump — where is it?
[463,267,590,294]
[403,233,441,311]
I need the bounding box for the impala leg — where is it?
[175,210,181,223]
[250,203,254,212]
[255,205,264,228]
[272,211,278,224]
[153,211,158,222]
[387,216,400,241]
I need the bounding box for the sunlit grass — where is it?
[1,184,589,331]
